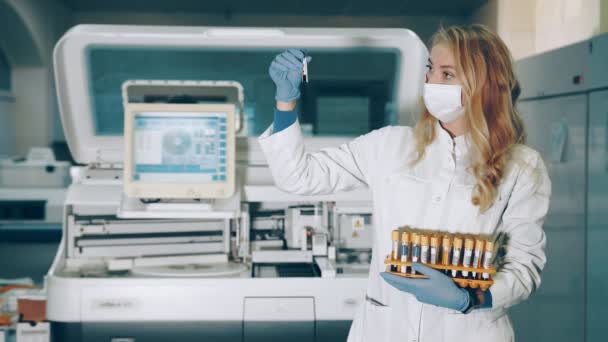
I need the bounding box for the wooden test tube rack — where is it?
[384,256,496,291]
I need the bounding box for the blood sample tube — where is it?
[430,235,440,264]
[420,234,429,264]
[482,240,495,280]
[451,237,463,278]
[410,233,420,275]
[442,235,452,274]
[462,237,474,278]
[472,239,485,278]
[400,231,410,274]
[391,230,400,272]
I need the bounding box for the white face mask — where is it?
[423,83,465,123]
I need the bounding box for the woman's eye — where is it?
[443,72,453,80]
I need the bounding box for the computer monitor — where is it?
[123,103,236,199]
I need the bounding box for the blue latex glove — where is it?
[268,49,312,102]
[380,263,471,312]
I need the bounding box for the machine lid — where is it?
[54,24,428,165]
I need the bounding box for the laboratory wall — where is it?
[535,0,600,54]
[496,0,536,60]
[469,0,498,35]
[0,50,14,158]
[603,0,608,33]
[469,0,535,59]
[0,50,9,90]
[0,92,15,158]
[472,0,606,60]
[0,0,72,155]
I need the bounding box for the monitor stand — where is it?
[117,193,238,219]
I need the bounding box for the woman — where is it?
[260,25,551,342]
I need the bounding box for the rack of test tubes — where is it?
[384,227,497,290]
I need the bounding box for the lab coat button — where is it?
[433,196,442,203]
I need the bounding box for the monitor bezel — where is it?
[123,102,236,199]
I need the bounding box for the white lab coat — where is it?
[258,120,551,342]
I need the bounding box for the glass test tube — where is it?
[410,233,421,275]
[462,237,474,277]
[451,237,463,278]
[430,235,440,264]
[391,230,401,272]
[482,240,495,280]
[420,234,429,264]
[400,231,410,274]
[472,239,485,278]
[442,235,452,274]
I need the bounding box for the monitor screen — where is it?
[132,112,228,184]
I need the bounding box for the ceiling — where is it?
[60,0,488,17]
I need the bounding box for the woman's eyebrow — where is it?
[429,58,454,70]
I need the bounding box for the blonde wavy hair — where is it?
[413,24,526,212]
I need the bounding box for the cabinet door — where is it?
[587,34,608,90]
[587,89,608,342]
[511,94,587,342]
[516,40,588,99]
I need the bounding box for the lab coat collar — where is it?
[435,121,471,157]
